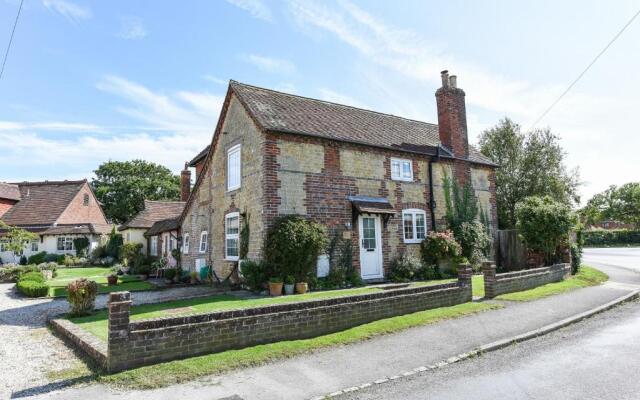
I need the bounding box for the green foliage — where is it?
[44,253,60,263]
[73,237,90,257]
[388,253,422,282]
[91,160,181,223]
[239,212,250,260]
[580,182,640,228]
[27,251,47,265]
[0,265,38,282]
[164,268,177,281]
[325,230,360,288]
[420,231,461,266]
[19,271,46,283]
[478,118,580,229]
[121,242,143,267]
[16,279,49,297]
[240,260,273,292]
[284,275,295,284]
[456,221,492,267]
[264,215,328,282]
[515,196,576,265]
[443,175,478,233]
[0,221,38,262]
[19,255,27,265]
[582,229,640,247]
[106,227,123,259]
[67,278,99,316]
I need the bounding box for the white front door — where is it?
[358,214,383,279]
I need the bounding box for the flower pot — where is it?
[284,283,295,295]
[269,282,283,296]
[295,282,308,294]
[107,275,118,286]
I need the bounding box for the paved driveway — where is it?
[583,247,640,272]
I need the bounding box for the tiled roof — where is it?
[1,180,86,226]
[0,182,20,201]
[119,200,185,230]
[41,223,113,236]
[188,145,210,167]
[230,81,496,166]
[144,217,179,237]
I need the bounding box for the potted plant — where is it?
[284,275,295,295]
[190,271,198,285]
[164,268,177,284]
[295,281,308,294]
[268,277,283,296]
[137,264,150,281]
[106,273,118,286]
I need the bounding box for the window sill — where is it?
[391,177,413,182]
[403,239,424,244]
[225,256,239,262]
[226,186,241,193]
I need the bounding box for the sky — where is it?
[0,0,639,204]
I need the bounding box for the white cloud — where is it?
[42,0,91,22]
[225,0,273,22]
[203,75,229,86]
[117,16,148,40]
[242,54,297,75]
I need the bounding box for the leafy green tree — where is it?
[478,118,580,229]
[0,221,38,263]
[581,183,640,228]
[91,160,180,223]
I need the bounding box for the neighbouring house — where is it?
[589,220,635,230]
[0,180,111,263]
[118,200,186,257]
[144,217,180,267]
[188,145,210,181]
[179,71,498,281]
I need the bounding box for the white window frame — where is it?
[183,233,190,254]
[57,237,74,251]
[402,209,427,244]
[150,236,158,256]
[391,158,413,182]
[31,241,38,252]
[225,212,240,261]
[199,231,208,253]
[226,144,242,191]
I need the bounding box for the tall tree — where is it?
[91,160,180,224]
[478,118,580,229]
[581,183,640,228]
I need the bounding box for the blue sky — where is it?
[1,0,639,203]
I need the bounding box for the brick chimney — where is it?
[180,163,191,201]
[435,70,469,159]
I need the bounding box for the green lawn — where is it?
[48,267,154,297]
[495,265,608,302]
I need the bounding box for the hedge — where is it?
[16,280,49,297]
[583,229,640,247]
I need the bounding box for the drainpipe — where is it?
[428,147,440,232]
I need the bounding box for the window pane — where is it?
[226,215,239,235]
[227,147,241,190]
[227,238,238,257]
[391,160,400,178]
[402,161,412,178]
[403,213,414,240]
[416,213,426,239]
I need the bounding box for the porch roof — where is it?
[348,196,396,215]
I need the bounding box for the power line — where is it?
[0,0,24,82]
[529,8,640,129]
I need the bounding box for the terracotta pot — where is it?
[269,282,283,296]
[107,275,118,286]
[295,282,308,294]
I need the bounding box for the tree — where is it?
[91,160,181,223]
[478,118,580,229]
[0,221,38,263]
[581,183,640,228]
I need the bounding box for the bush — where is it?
[121,242,143,267]
[456,221,492,268]
[240,259,273,292]
[583,229,640,247]
[56,254,66,264]
[19,255,28,265]
[164,268,177,281]
[420,230,461,266]
[66,278,98,316]
[388,253,421,282]
[37,262,58,277]
[0,265,38,282]
[16,280,49,297]
[516,196,575,265]
[27,251,47,265]
[106,229,124,259]
[19,271,45,283]
[44,253,60,263]
[264,215,327,282]
[73,237,90,257]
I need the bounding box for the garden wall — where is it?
[482,261,571,299]
[100,265,473,371]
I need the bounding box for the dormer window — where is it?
[391,158,413,181]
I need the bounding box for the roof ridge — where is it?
[230,80,439,128]
[11,179,87,186]
[144,200,186,204]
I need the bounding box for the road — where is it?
[341,247,640,400]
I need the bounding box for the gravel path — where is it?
[0,283,224,399]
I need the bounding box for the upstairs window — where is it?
[199,231,208,253]
[183,233,190,254]
[391,158,413,181]
[227,144,241,191]
[225,212,240,260]
[402,209,427,243]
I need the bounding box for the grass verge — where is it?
[96,301,500,389]
[495,265,608,302]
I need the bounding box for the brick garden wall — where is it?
[101,265,473,372]
[482,262,571,299]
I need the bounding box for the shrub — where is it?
[388,253,421,282]
[164,268,177,281]
[73,237,90,257]
[27,251,47,265]
[19,271,45,283]
[37,262,58,277]
[582,229,640,247]
[106,228,123,259]
[264,215,327,282]
[19,255,28,265]
[121,242,143,267]
[456,221,492,268]
[420,230,461,266]
[44,253,60,263]
[0,265,38,282]
[56,254,66,264]
[67,278,98,316]
[16,280,49,297]
[516,196,575,265]
[240,260,273,292]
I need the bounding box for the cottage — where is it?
[179,71,498,281]
[0,180,111,263]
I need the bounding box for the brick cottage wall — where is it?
[482,261,571,299]
[102,265,473,372]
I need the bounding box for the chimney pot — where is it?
[441,70,449,87]
[449,75,457,88]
